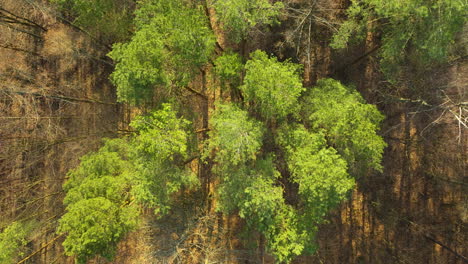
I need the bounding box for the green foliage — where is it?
[237,162,304,263]
[63,139,129,192]
[109,0,215,104]
[129,104,198,214]
[277,125,354,252]
[205,102,307,261]
[53,0,391,261]
[134,0,215,75]
[58,138,138,263]
[212,0,284,42]
[130,104,191,162]
[216,157,279,214]
[0,222,34,264]
[241,50,305,120]
[58,198,138,264]
[331,0,467,77]
[52,0,133,43]
[58,104,198,262]
[265,205,305,262]
[301,79,386,173]
[214,51,244,85]
[216,158,305,262]
[108,28,166,104]
[206,76,385,261]
[205,102,264,168]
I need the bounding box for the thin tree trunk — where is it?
[0,7,47,31]
[16,234,64,264]
[1,89,117,105]
[424,234,468,263]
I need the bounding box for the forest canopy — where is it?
[44,0,422,262]
[0,0,465,262]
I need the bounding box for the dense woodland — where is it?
[0,0,466,263]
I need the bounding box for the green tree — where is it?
[331,0,467,77]
[107,28,167,104]
[129,104,199,214]
[217,158,306,263]
[212,0,284,42]
[214,50,244,89]
[58,198,138,264]
[57,1,388,262]
[301,78,386,174]
[205,102,264,168]
[277,125,354,252]
[108,0,215,104]
[0,222,34,264]
[58,104,198,262]
[241,50,304,120]
[206,72,385,262]
[58,138,138,263]
[205,106,305,261]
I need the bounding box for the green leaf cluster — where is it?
[214,51,244,85]
[205,102,264,168]
[205,103,311,261]
[238,162,305,263]
[212,0,284,42]
[108,28,166,105]
[206,104,306,262]
[277,125,354,251]
[301,79,386,173]
[58,104,197,263]
[58,197,138,264]
[331,0,467,77]
[58,138,138,263]
[108,0,215,104]
[216,156,305,263]
[129,104,199,214]
[241,50,305,120]
[0,222,34,264]
[207,60,385,261]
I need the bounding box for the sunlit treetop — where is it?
[241,50,305,121]
[108,27,167,105]
[128,104,198,214]
[134,0,215,69]
[301,78,386,174]
[215,156,306,263]
[59,138,138,264]
[205,102,264,168]
[130,103,191,162]
[276,124,355,253]
[58,104,198,263]
[58,197,138,264]
[214,51,244,86]
[0,221,35,264]
[277,125,354,218]
[109,0,215,104]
